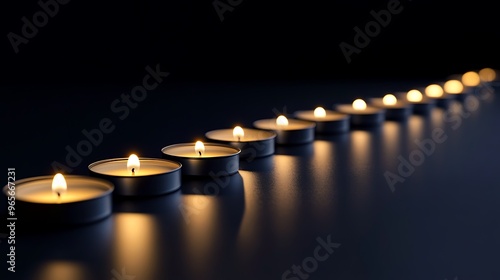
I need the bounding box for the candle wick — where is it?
[238,136,240,142]
[131,168,135,175]
[57,192,60,198]
[198,151,202,156]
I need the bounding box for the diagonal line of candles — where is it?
[3,68,498,225]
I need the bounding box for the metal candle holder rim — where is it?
[88,157,182,178]
[161,143,241,158]
[3,175,114,204]
[205,128,277,142]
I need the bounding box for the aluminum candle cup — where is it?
[253,115,316,145]
[293,107,350,134]
[161,142,240,176]
[88,156,182,196]
[2,174,113,225]
[422,84,453,109]
[443,76,474,102]
[205,127,276,159]
[335,99,385,127]
[398,90,436,115]
[369,94,412,121]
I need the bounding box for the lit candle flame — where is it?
[276,115,289,126]
[444,80,464,94]
[195,141,205,156]
[233,126,244,141]
[462,71,480,87]
[352,99,367,110]
[407,89,423,102]
[127,154,140,175]
[425,84,444,98]
[52,173,67,198]
[382,94,397,106]
[479,68,496,82]
[314,107,326,118]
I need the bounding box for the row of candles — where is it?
[4,68,497,225]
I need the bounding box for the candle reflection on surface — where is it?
[350,130,371,179]
[348,130,379,217]
[430,106,446,128]
[382,121,404,167]
[113,213,160,280]
[180,194,219,280]
[236,171,262,263]
[178,175,244,280]
[310,140,336,219]
[408,115,427,144]
[34,261,90,280]
[271,155,300,242]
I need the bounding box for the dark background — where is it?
[2,1,500,280]
[1,0,499,86]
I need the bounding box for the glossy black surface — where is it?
[1,81,500,280]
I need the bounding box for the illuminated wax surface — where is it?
[206,128,275,142]
[11,176,112,204]
[161,143,240,158]
[89,158,180,176]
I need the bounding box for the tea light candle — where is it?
[399,89,436,115]
[205,126,276,159]
[161,141,240,176]
[293,107,350,134]
[253,115,316,145]
[424,84,453,108]
[2,174,113,225]
[461,71,481,88]
[88,154,182,196]
[443,77,471,101]
[479,67,497,83]
[335,99,385,127]
[369,94,412,120]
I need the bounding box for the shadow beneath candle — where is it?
[350,124,383,133]
[239,155,274,172]
[275,142,314,156]
[314,132,350,143]
[112,190,182,214]
[10,209,114,235]
[181,172,244,196]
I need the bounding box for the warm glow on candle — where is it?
[443,80,464,94]
[352,99,367,110]
[233,126,244,141]
[52,173,67,197]
[425,84,444,98]
[462,71,480,86]
[276,115,289,126]
[479,68,496,82]
[127,154,140,175]
[407,89,423,102]
[195,141,205,156]
[313,107,326,118]
[382,94,397,106]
